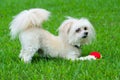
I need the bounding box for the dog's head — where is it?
[59,17,95,47]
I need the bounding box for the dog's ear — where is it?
[58,19,74,41]
[59,21,73,35]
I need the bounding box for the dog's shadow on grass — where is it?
[31,55,60,63]
[31,50,63,63]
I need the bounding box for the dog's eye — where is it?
[76,28,81,32]
[84,27,88,30]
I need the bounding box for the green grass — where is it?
[0,0,120,80]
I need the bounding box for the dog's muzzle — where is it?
[82,32,88,38]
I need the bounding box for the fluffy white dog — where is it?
[10,8,96,63]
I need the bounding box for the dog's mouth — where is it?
[82,35,87,38]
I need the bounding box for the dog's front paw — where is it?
[21,57,32,63]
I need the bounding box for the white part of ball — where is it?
[79,55,96,61]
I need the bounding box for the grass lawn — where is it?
[0,0,120,80]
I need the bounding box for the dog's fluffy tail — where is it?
[10,8,50,39]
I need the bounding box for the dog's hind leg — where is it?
[19,47,38,63]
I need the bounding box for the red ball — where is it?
[90,52,101,59]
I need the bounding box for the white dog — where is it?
[10,8,96,63]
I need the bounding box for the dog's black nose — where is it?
[84,32,88,35]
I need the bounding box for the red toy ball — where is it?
[89,52,102,59]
